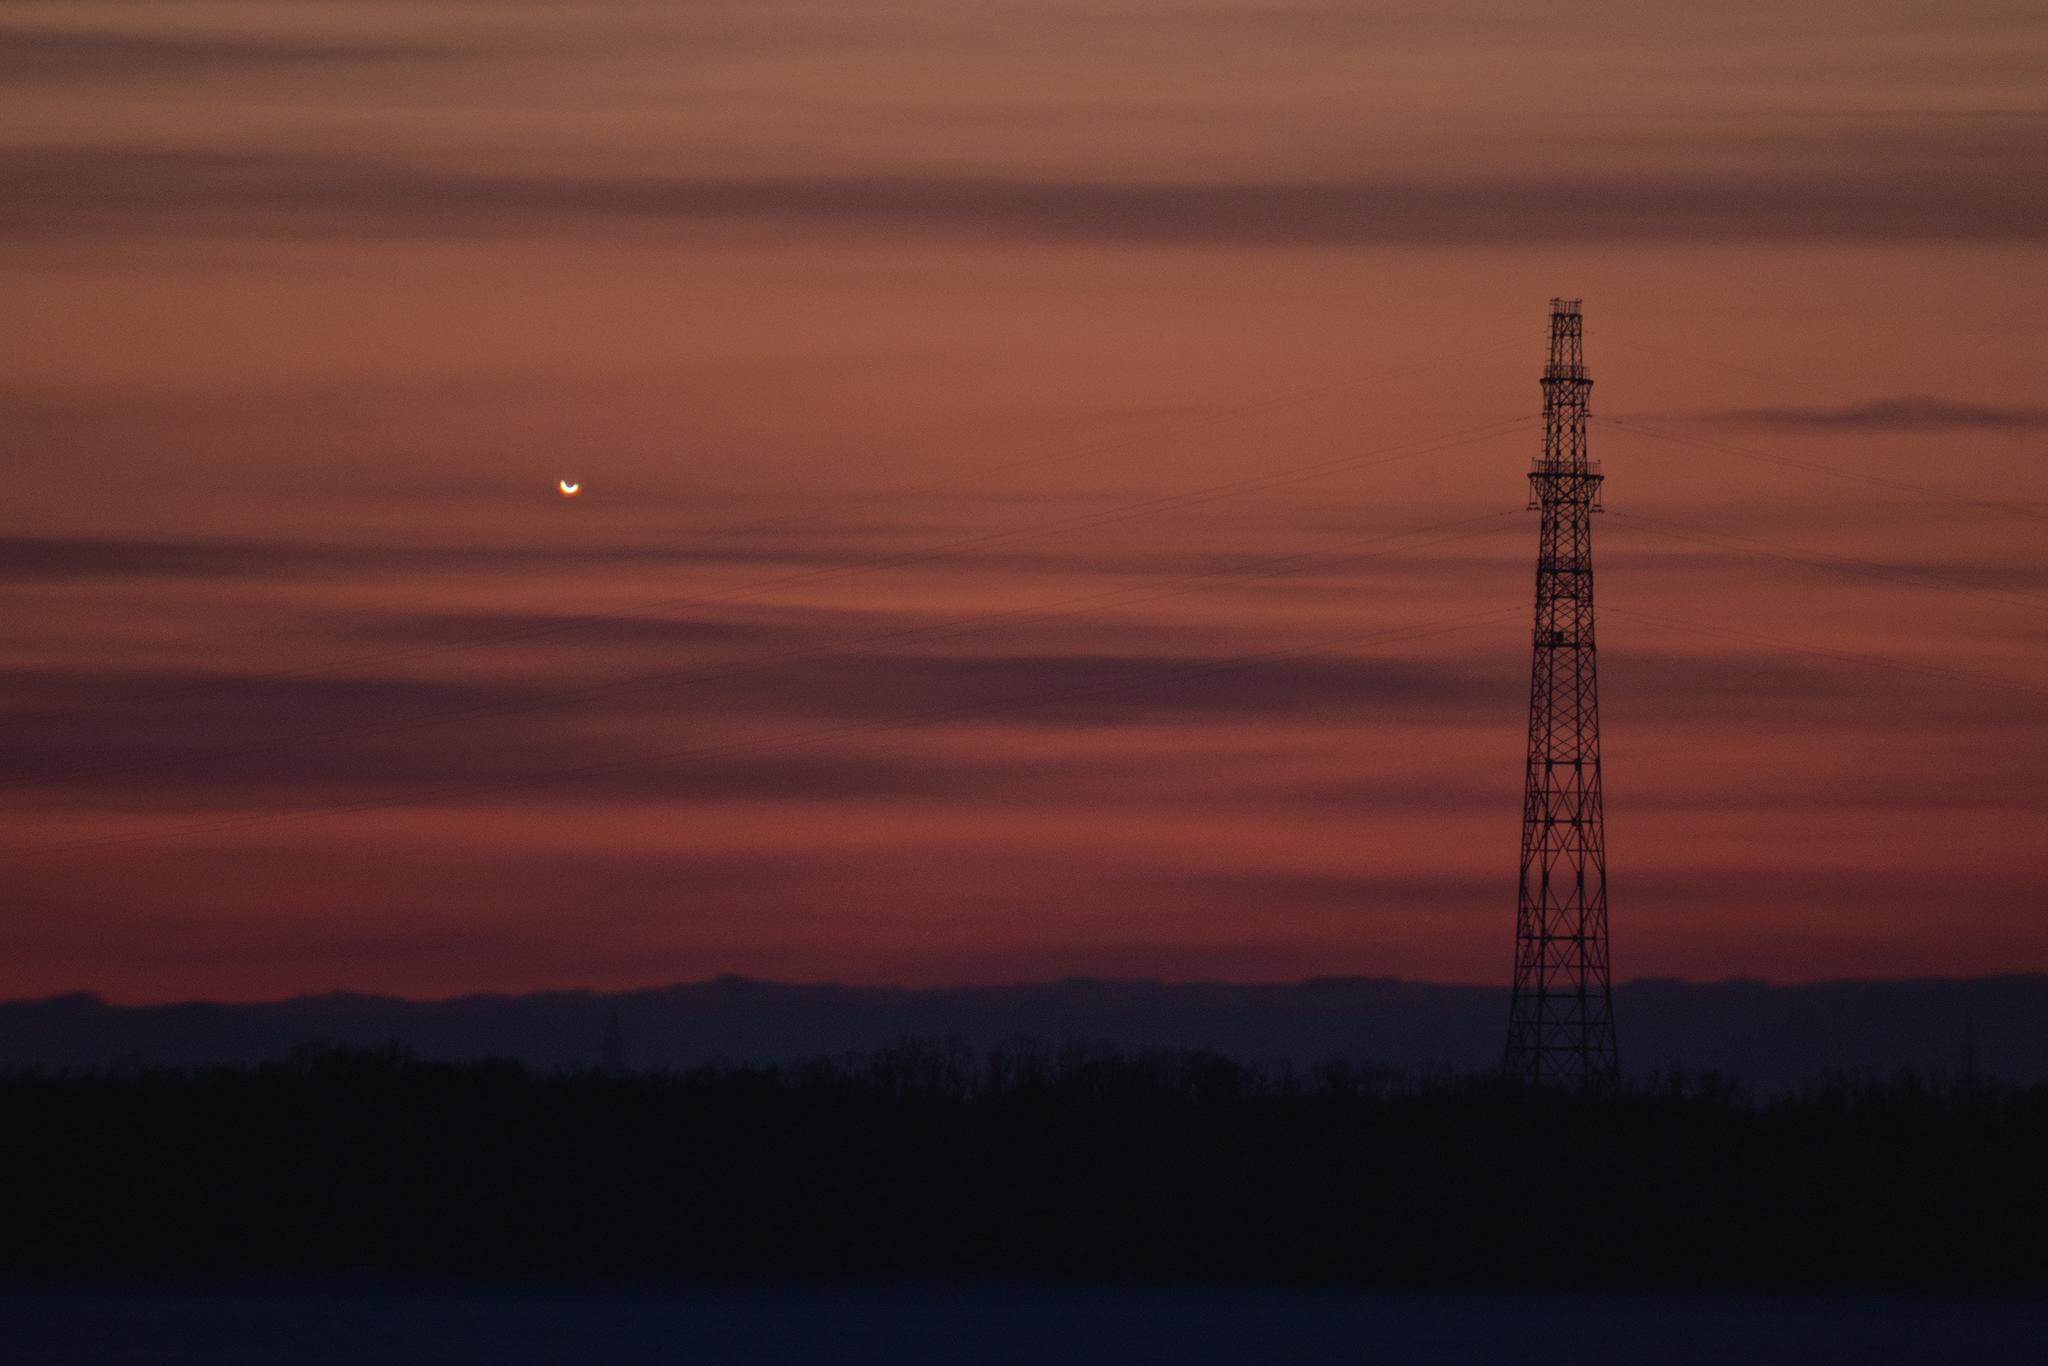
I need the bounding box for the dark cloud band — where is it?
[0,25,465,83]
[5,148,2045,247]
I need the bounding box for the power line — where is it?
[1607,606,2048,701]
[752,331,1527,520]
[34,512,1522,790]
[1606,510,2048,618]
[11,413,1532,729]
[7,332,1524,720]
[1598,415,2048,525]
[14,605,1523,857]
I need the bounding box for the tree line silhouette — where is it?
[8,1042,2043,1292]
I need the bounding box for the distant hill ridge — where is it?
[4,975,2043,1090]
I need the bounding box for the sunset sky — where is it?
[4,1,2046,1001]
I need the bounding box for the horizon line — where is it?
[11,970,2047,1012]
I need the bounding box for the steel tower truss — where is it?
[1505,298,1619,1088]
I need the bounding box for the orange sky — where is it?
[4,1,2046,1000]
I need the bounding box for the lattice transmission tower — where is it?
[1505,298,1619,1088]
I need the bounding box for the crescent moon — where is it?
[558,481,581,496]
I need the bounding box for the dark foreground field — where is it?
[7,1278,2047,1366]
[8,1045,2046,1295]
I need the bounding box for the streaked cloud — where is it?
[0,24,466,83]
[5,147,2045,246]
[4,0,2046,998]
